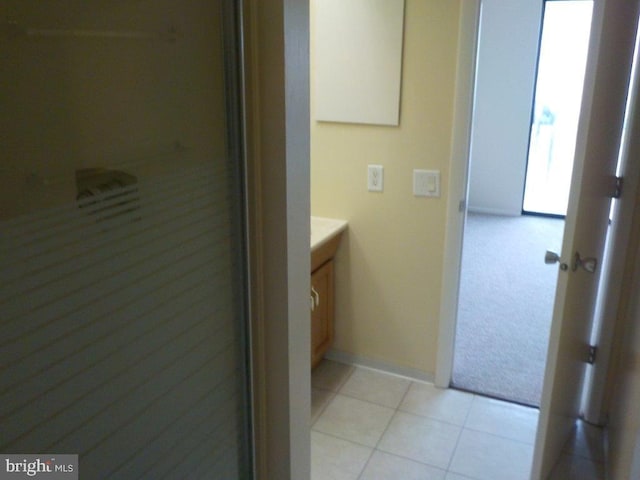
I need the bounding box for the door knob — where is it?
[545,250,560,264]
[573,252,598,273]
[545,250,569,271]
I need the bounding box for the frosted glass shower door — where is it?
[0,1,252,478]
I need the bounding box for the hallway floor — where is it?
[311,360,605,480]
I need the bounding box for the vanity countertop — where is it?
[311,216,348,252]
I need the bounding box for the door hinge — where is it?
[608,176,623,198]
[587,345,598,365]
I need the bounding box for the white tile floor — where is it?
[311,360,605,480]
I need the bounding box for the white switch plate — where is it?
[414,169,440,197]
[368,165,384,192]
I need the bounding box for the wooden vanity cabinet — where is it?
[310,231,343,368]
[311,259,334,368]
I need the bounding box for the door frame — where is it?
[435,0,481,388]
[532,0,640,474]
[582,24,640,424]
[243,0,312,478]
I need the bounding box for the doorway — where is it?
[451,0,593,407]
[452,213,564,406]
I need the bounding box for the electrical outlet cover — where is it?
[368,165,384,192]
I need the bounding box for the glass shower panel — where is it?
[0,1,252,478]
[522,0,593,216]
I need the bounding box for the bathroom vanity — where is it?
[310,217,347,368]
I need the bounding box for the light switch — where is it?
[368,165,384,192]
[413,169,440,197]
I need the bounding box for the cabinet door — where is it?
[311,260,334,367]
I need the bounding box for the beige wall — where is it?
[310,0,462,375]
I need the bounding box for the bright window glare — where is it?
[523,1,593,216]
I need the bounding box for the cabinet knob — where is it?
[311,286,320,307]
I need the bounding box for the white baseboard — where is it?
[325,349,435,384]
[467,206,521,216]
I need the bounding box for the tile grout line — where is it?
[314,360,542,480]
[310,389,336,428]
[336,363,357,390]
[337,370,415,410]
[354,446,375,480]
[311,429,374,450]
[311,360,355,392]
[443,393,476,477]
[330,374,490,477]
[335,390,407,411]
[312,362,378,479]
[461,425,538,447]
[310,361,355,427]
[458,392,541,446]
[461,393,478,427]
[364,447,451,475]
[355,379,414,480]
[310,428,377,480]
[395,379,414,410]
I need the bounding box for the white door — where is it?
[531,0,640,478]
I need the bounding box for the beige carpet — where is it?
[452,212,565,406]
